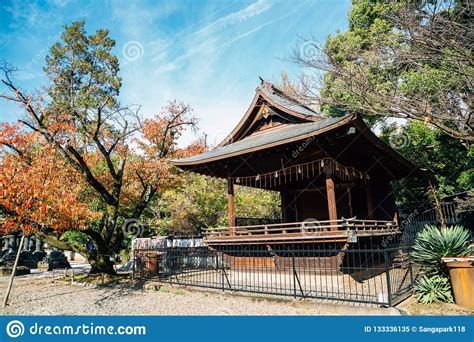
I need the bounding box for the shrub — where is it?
[118,248,131,263]
[411,225,472,277]
[414,275,453,304]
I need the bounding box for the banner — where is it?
[0,316,472,342]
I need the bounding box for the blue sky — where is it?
[0,0,351,145]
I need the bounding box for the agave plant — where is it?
[414,275,454,304]
[411,225,472,277]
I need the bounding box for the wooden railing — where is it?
[235,217,281,227]
[204,218,399,240]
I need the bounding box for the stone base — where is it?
[44,251,71,271]
[0,251,38,269]
[0,266,30,276]
[32,251,47,262]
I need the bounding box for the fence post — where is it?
[132,250,135,279]
[408,248,414,287]
[292,252,297,298]
[384,250,392,306]
[221,253,225,292]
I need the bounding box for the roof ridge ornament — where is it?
[258,78,317,115]
[259,77,273,92]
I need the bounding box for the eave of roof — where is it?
[351,117,417,172]
[173,114,355,166]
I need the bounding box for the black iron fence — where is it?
[130,194,473,307]
[133,243,415,306]
[400,200,472,246]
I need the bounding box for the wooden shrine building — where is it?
[172,80,415,249]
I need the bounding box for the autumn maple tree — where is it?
[0,21,202,274]
[0,124,98,232]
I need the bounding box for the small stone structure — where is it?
[32,236,47,262]
[0,235,37,269]
[42,248,71,271]
[0,234,69,271]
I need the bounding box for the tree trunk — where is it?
[86,233,118,275]
[38,230,119,275]
[88,254,116,275]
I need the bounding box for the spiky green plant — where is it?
[412,225,472,277]
[414,275,454,304]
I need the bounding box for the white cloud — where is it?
[196,0,273,37]
[150,0,276,75]
[47,0,70,7]
[110,1,178,38]
[114,0,327,148]
[4,0,43,27]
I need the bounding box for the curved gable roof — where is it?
[172,79,417,179]
[259,81,321,119]
[218,80,322,147]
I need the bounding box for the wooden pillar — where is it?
[293,192,299,222]
[366,181,374,220]
[227,178,236,228]
[281,190,296,223]
[346,186,353,217]
[393,209,399,226]
[386,185,399,225]
[280,191,287,223]
[325,171,337,226]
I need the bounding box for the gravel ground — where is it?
[397,296,473,316]
[0,267,400,316]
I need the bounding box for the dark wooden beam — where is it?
[366,181,374,219]
[347,186,353,217]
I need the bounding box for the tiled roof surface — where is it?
[174,115,349,164]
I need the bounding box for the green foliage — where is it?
[235,186,280,220]
[155,174,227,236]
[412,225,472,277]
[399,67,462,103]
[320,0,473,140]
[60,230,90,245]
[44,20,121,114]
[381,121,473,211]
[154,173,280,236]
[321,0,403,127]
[118,248,131,263]
[348,1,399,32]
[414,275,454,304]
